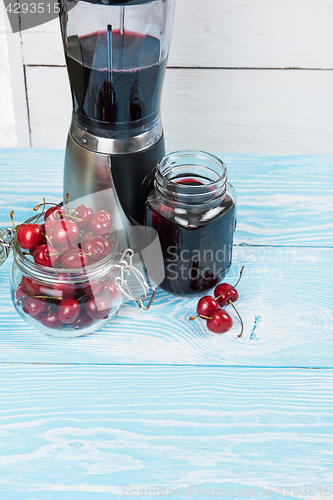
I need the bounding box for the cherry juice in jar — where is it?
[145,152,236,296]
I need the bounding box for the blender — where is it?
[59,0,176,229]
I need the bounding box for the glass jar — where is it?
[0,221,155,338]
[145,151,236,296]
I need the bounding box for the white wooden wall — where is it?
[2,0,333,153]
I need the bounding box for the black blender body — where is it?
[60,0,176,226]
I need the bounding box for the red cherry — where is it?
[81,235,111,262]
[103,278,121,302]
[70,313,94,330]
[74,204,94,230]
[84,294,111,320]
[196,295,220,319]
[17,223,44,250]
[44,219,57,245]
[38,275,76,300]
[15,284,27,301]
[77,279,104,300]
[22,296,47,317]
[90,210,113,236]
[214,283,239,307]
[58,298,80,324]
[53,219,79,248]
[44,206,66,222]
[207,309,233,334]
[40,309,64,329]
[33,244,59,267]
[20,275,42,296]
[60,247,89,269]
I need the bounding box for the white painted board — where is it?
[21,0,333,69]
[25,66,333,154]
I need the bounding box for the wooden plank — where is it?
[21,0,333,69]
[0,365,332,496]
[0,2,18,147]
[25,66,333,154]
[1,244,333,367]
[21,18,66,67]
[0,149,332,245]
[4,7,31,147]
[0,150,332,367]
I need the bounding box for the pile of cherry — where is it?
[190,266,244,336]
[13,202,121,330]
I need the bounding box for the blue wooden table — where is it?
[0,150,332,499]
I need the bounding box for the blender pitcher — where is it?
[59,0,176,228]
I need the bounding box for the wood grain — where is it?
[1,150,332,367]
[1,149,332,247]
[25,66,333,154]
[1,244,333,367]
[21,0,333,69]
[0,365,332,496]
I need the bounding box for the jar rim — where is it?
[13,215,121,284]
[157,150,227,186]
[155,150,227,205]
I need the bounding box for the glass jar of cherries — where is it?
[145,151,236,296]
[0,204,155,338]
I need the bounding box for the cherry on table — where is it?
[84,294,111,320]
[58,298,81,324]
[214,266,244,306]
[214,283,239,307]
[90,210,113,236]
[207,309,233,334]
[196,295,220,319]
[17,223,44,251]
[33,244,59,267]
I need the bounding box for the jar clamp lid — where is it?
[0,227,14,267]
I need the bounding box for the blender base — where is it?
[63,132,165,228]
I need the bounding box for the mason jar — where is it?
[0,220,155,338]
[145,151,237,296]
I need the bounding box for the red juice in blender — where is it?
[65,30,167,130]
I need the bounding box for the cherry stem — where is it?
[44,234,52,246]
[60,213,83,222]
[32,295,57,300]
[215,265,244,301]
[189,314,212,321]
[34,197,46,224]
[65,193,69,211]
[33,201,61,211]
[9,211,16,230]
[228,298,243,338]
[78,282,102,301]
